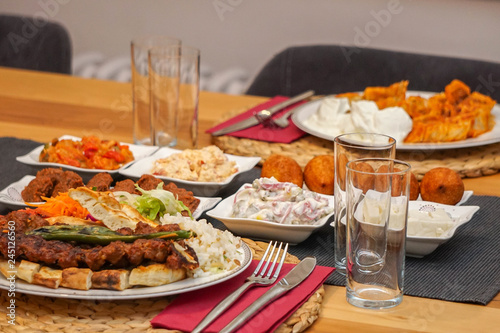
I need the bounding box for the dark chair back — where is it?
[0,14,72,74]
[246,45,500,101]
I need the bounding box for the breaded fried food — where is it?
[304,155,334,195]
[409,172,420,200]
[261,154,303,187]
[420,167,464,205]
[351,161,375,194]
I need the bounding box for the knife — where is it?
[211,90,315,136]
[219,257,317,333]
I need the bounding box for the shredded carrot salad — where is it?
[28,193,90,219]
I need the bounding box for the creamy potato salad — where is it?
[231,177,333,225]
[151,145,238,182]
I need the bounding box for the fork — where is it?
[192,241,289,333]
[256,90,314,129]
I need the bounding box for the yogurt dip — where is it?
[231,177,333,225]
[304,97,413,142]
[407,209,454,237]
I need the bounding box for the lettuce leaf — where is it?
[134,183,193,220]
[114,183,192,220]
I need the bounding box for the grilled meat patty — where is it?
[0,212,198,271]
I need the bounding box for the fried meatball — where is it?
[87,173,113,191]
[136,174,163,191]
[304,155,334,195]
[420,167,464,205]
[261,154,303,187]
[37,167,64,183]
[112,179,139,194]
[52,171,84,196]
[21,175,54,202]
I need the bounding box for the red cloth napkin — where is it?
[150,261,334,333]
[206,96,308,144]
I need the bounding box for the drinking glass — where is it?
[176,46,200,149]
[345,158,411,309]
[131,36,180,145]
[334,133,396,275]
[148,45,200,148]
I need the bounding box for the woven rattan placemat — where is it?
[213,135,500,179]
[0,239,324,333]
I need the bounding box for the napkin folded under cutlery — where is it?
[206,97,308,144]
[151,260,334,333]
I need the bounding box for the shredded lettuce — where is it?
[113,183,193,220]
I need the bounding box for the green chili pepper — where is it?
[26,225,196,245]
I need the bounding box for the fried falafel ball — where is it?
[261,154,303,187]
[420,167,464,205]
[304,155,334,195]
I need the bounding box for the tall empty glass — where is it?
[334,133,396,275]
[148,45,181,147]
[345,158,411,309]
[176,46,200,149]
[131,36,180,145]
[148,45,199,148]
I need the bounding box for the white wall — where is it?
[2,0,499,78]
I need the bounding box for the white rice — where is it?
[159,214,244,278]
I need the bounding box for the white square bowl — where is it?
[119,147,261,196]
[405,201,480,258]
[206,183,334,244]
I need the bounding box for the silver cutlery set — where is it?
[211,90,315,136]
[192,241,317,333]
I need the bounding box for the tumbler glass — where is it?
[148,45,199,148]
[334,133,396,275]
[131,36,180,145]
[345,158,411,309]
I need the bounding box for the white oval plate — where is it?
[0,175,220,220]
[206,183,334,244]
[0,242,251,300]
[119,147,261,196]
[292,91,500,150]
[16,135,159,175]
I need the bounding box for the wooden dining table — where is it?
[0,67,498,332]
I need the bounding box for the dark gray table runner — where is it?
[1,137,499,305]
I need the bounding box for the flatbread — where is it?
[61,267,93,290]
[129,264,186,287]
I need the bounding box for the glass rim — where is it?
[346,157,411,176]
[334,132,396,150]
[131,35,181,48]
[148,45,200,58]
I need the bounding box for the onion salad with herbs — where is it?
[231,177,333,225]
